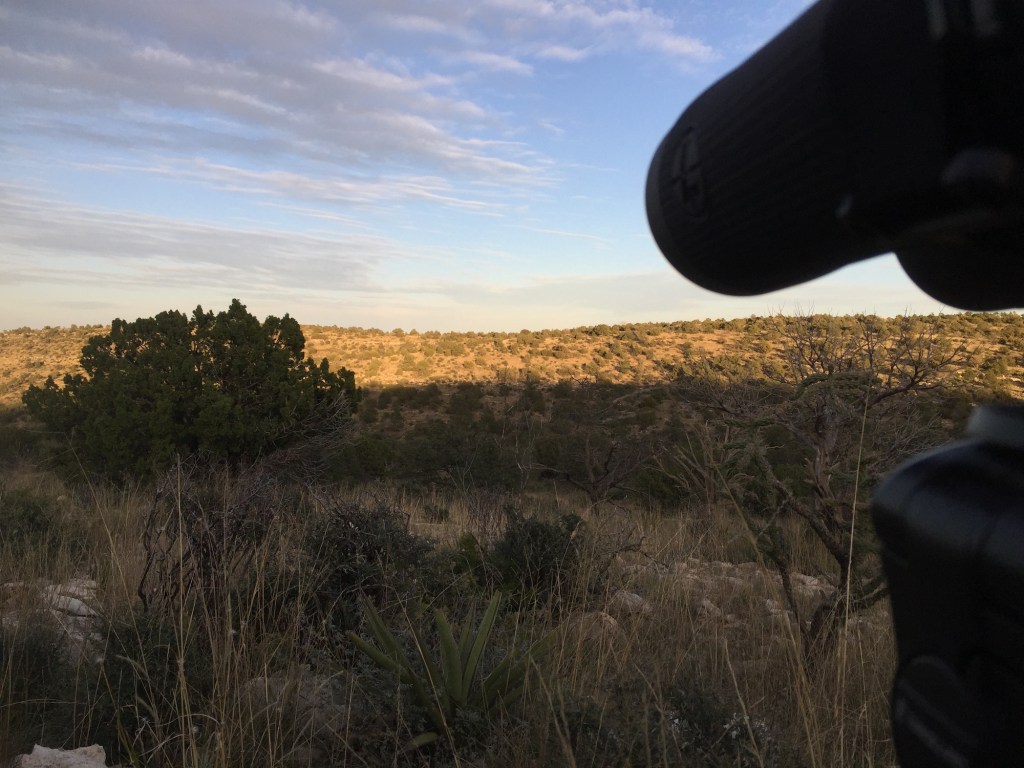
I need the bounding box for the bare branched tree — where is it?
[671,314,973,659]
[529,380,666,514]
[138,457,288,615]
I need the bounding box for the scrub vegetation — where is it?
[0,307,1019,766]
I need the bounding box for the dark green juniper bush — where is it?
[23,299,359,481]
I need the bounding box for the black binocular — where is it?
[646,2,1024,765]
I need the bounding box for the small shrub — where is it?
[88,609,217,763]
[0,622,79,757]
[0,487,83,559]
[423,502,449,523]
[303,495,433,639]
[660,677,793,767]
[138,462,287,617]
[543,676,795,768]
[488,510,586,612]
[0,419,41,467]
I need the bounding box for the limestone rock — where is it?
[239,666,352,765]
[0,579,102,664]
[567,610,623,646]
[10,744,108,768]
[606,589,652,620]
[697,598,722,618]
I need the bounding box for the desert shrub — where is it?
[516,383,546,414]
[423,502,449,523]
[540,676,794,768]
[137,461,291,618]
[0,415,41,467]
[0,622,80,757]
[382,418,520,490]
[303,496,434,640]
[0,487,85,559]
[0,488,55,551]
[448,533,492,587]
[449,382,484,415]
[640,467,686,509]
[487,511,587,612]
[327,434,396,482]
[659,676,795,767]
[23,299,358,482]
[357,396,379,424]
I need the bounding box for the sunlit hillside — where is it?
[1,310,1020,766]
[2,312,1021,408]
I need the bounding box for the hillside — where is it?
[2,310,1022,765]
[1,312,1021,407]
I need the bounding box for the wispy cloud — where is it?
[536,44,592,62]
[9,1,857,333]
[459,51,534,76]
[0,0,712,179]
[480,0,716,62]
[0,185,386,293]
[521,226,611,245]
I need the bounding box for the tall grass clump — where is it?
[0,463,899,767]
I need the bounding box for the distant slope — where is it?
[2,314,1020,407]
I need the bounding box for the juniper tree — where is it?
[24,299,358,481]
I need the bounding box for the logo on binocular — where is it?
[674,127,706,220]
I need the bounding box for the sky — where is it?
[0,0,953,332]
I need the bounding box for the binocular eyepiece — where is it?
[645,0,1024,310]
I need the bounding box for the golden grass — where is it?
[4,312,1018,407]
[4,310,1012,764]
[0,463,897,767]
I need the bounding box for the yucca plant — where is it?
[348,591,551,750]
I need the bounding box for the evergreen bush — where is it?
[23,300,358,481]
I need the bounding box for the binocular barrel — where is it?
[646,0,1024,310]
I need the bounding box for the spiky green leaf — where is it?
[362,599,402,658]
[404,732,440,751]
[411,621,450,720]
[461,592,501,702]
[347,632,404,676]
[434,608,465,704]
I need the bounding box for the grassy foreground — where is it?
[0,458,894,767]
[7,311,999,765]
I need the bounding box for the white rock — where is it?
[1,579,103,665]
[10,744,108,768]
[47,579,98,603]
[607,589,652,619]
[569,611,623,645]
[240,667,351,760]
[45,595,97,618]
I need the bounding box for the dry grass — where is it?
[0,323,742,408]
[0,460,897,767]
[9,311,1001,764]
[4,313,1018,407]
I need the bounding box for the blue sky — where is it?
[1,0,950,332]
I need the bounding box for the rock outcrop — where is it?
[0,578,102,664]
[9,744,108,768]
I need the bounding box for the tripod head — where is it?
[873,405,1024,765]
